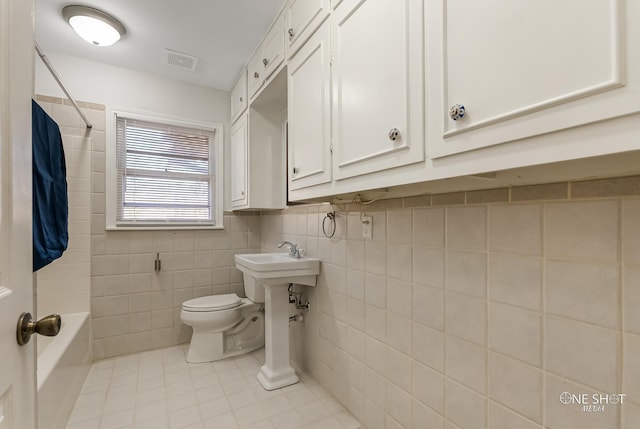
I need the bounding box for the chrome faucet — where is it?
[278,241,302,258]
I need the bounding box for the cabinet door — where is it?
[231,114,248,208]
[288,23,332,190]
[247,52,265,99]
[286,0,330,57]
[262,16,285,80]
[428,0,639,158]
[332,0,424,180]
[230,69,247,124]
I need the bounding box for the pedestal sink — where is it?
[234,252,320,390]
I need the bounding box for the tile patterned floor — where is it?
[65,345,363,429]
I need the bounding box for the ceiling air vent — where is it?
[163,49,199,72]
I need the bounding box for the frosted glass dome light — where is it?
[62,5,126,47]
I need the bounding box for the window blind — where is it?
[115,116,216,225]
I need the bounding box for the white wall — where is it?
[35,52,233,209]
[35,52,229,122]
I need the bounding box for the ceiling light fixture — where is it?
[62,5,126,47]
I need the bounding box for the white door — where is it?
[0,0,36,428]
[331,0,424,180]
[231,114,249,208]
[247,52,265,99]
[286,0,330,57]
[230,69,247,124]
[427,0,639,158]
[287,22,332,191]
[261,15,285,81]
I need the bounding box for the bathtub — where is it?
[37,312,92,429]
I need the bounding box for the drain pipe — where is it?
[289,313,304,325]
[288,283,310,310]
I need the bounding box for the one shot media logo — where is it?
[559,392,626,412]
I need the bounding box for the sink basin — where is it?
[234,253,320,286]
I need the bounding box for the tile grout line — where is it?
[540,199,547,429]
[618,197,624,428]
[485,204,490,429]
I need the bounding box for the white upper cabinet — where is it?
[230,69,247,124]
[231,101,287,211]
[331,0,424,180]
[272,0,640,202]
[427,0,640,158]
[232,68,287,211]
[286,0,330,57]
[231,114,248,209]
[248,16,285,100]
[231,8,287,210]
[288,22,332,191]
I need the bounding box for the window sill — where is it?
[106,224,224,231]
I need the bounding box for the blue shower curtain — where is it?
[32,99,68,271]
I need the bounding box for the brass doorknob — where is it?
[16,312,61,346]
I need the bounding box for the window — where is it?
[106,108,223,229]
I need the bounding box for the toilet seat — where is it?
[182,294,242,312]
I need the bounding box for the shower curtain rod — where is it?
[34,41,92,129]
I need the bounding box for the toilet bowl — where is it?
[181,291,265,363]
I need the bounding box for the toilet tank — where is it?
[243,274,265,303]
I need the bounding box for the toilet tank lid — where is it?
[182,294,242,311]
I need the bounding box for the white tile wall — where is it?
[269,192,640,429]
[35,96,97,317]
[545,200,618,262]
[488,352,542,422]
[89,214,261,360]
[488,302,541,366]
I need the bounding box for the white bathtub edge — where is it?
[37,311,92,429]
[37,312,89,391]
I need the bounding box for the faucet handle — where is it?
[289,244,299,257]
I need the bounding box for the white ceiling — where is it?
[35,0,286,91]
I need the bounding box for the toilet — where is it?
[180,276,265,363]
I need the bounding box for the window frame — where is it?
[106,107,224,230]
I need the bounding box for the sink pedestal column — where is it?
[257,283,298,390]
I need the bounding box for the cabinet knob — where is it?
[449,104,466,121]
[262,58,268,67]
[288,28,295,38]
[388,128,400,141]
[292,167,299,175]
[239,97,243,103]
[254,71,259,79]
[241,190,245,196]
